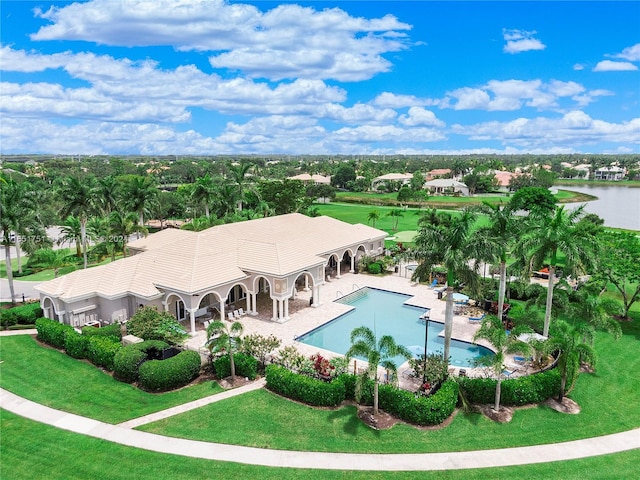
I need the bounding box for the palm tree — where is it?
[38,248,72,278]
[547,320,596,402]
[120,176,158,236]
[56,176,100,269]
[191,174,218,218]
[87,216,118,262]
[367,210,380,228]
[387,208,404,231]
[96,176,119,215]
[59,215,83,257]
[109,211,148,257]
[412,208,491,361]
[473,315,532,412]
[346,326,412,416]
[476,201,520,321]
[206,320,244,382]
[515,205,596,337]
[227,161,253,212]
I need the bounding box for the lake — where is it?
[559,185,640,231]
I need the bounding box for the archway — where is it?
[41,296,58,322]
[251,276,272,319]
[221,283,250,320]
[289,271,316,315]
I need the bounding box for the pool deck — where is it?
[186,267,521,389]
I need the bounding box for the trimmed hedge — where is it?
[82,323,122,339]
[64,330,89,359]
[457,368,561,406]
[378,380,459,426]
[214,353,258,381]
[1,303,42,328]
[113,340,169,383]
[138,350,201,392]
[86,336,121,371]
[35,318,74,349]
[265,364,346,407]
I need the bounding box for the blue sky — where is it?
[1,0,639,155]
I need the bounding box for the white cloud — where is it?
[31,0,411,81]
[502,29,546,54]
[398,107,445,127]
[573,64,585,71]
[593,60,638,72]
[452,111,640,148]
[612,43,640,62]
[371,92,437,108]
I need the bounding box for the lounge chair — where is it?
[227,312,234,321]
[468,313,485,323]
[233,310,241,319]
[203,320,210,329]
[428,279,438,289]
[513,356,532,364]
[238,308,245,316]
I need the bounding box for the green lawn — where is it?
[0,335,223,423]
[2,409,638,480]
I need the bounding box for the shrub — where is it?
[378,379,458,426]
[138,350,201,392]
[265,364,346,407]
[457,369,561,406]
[113,340,169,383]
[367,262,382,274]
[1,303,43,327]
[35,318,74,349]
[126,306,188,344]
[82,323,123,339]
[241,333,281,369]
[214,352,258,380]
[86,336,121,371]
[64,330,89,359]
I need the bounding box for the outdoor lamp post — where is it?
[422,308,430,384]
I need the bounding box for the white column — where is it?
[188,308,197,334]
[251,292,258,315]
[272,298,277,321]
[336,260,342,279]
[284,298,289,320]
[312,285,321,307]
[304,276,309,292]
[220,302,226,321]
[161,301,169,312]
[350,255,355,273]
[278,299,283,321]
[57,311,66,324]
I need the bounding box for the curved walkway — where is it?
[1,386,639,471]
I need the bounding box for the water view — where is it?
[561,185,640,230]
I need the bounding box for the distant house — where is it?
[594,166,625,181]
[371,173,413,191]
[493,171,521,192]
[424,179,469,196]
[425,168,451,180]
[288,173,331,185]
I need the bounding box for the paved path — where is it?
[0,278,41,302]
[1,386,639,471]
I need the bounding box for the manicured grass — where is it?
[138,320,640,453]
[2,409,639,480]
[0,335,222,423]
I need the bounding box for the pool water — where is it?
[297,287,494,368]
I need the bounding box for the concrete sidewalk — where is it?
[1,387,639,471]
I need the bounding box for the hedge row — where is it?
[214,353,258,381]
[82,323,122,339]
[36,318,122,371]
[378,380,459,426]
[113,340,169,383]
[456,369,561,406]
[1,303,43,328]
[138,350,201,392]
[265,364,346,407]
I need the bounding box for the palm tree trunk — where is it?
[138,211,144,239]
[494,377,502,411]
[373,380,379,415]
[205,204,210,219]
[558,370,567,402]
[15,235,22,274]
[497,259,507,323]
[5,245,16,304]
[230,351,236,382]
[80,219,88,269]
[443,285,454,362]
[543,265,555,337]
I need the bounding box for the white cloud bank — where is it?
[502,29,546,54]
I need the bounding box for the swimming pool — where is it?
[296,287,494,368]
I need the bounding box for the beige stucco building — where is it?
[36,214,387,334]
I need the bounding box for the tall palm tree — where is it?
[87,216,118,262]
[109,211,148,257]
[120,176,158,236]
[515,205,596,337]
[473,315,532,412]
[59,215,83,257]
[476,201,520,321]
[387,208,404,231]
[547,320,596,402]
[206,320,244,382]
[367,210,380,228]
[346,326,412,416]
[191,173,218,218]
[57,176,100,269]
[227,161,253,212]
[412,208,491,361]
[96,176,119,215]
[39,248,72,278]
